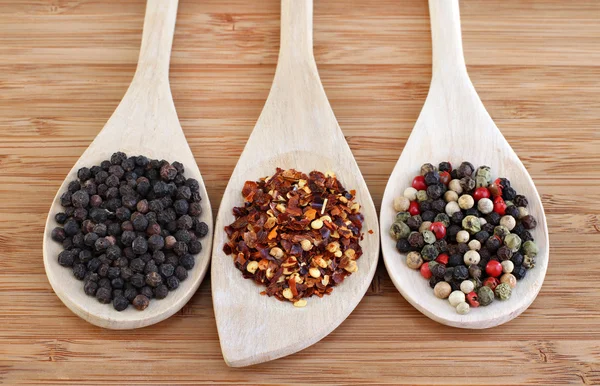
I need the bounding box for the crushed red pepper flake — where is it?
[223,168,365,306]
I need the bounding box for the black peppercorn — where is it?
[520,230,534,242]
[451,211,465,225]
[140,286,154,299]
[58,250,75,267]
[97,264,109,277]
[497,178,511,189]
[521,215,537,230]
[497,245,513,261]
[511,252,524,266]
[51,227,66,242]
[407,232,425,249]
[195,222,209,238]
[447,225,461,241]
[179,254,195,270]
[429,276,441,289]
[131,212,149,232]
[438,162,452,173]
[173,199,189,216]
[95,287,112,304]
[514,195,528,207]
[485,212,501,226]
[396,239,411,253]
[453,265,469,280]
[132,236,148,255]
[474,230,490,244]
[447,254,463,267]
[424,171,440,186]
[166,276,180,290]
[430,263,445,279]
[72,263,86,280]
[443,267,454,282]
[154,284,169,299]
[505,205,519,219]
[468,264,482,279]
[502,186,517,201]
[147,234,165,251]
[113,296,129,311]
[457,162,475,178]
[175,265,188,281]
[111,277,125,289]
[482,223,495,234]
[426,184,444,200]
[485,236,501,253]
[145,272,162,288]
[431,199,446,214]
[130,273,145,288]
[460,176,476,192]
[512,265,527,280]
[189,202,202,217]
[84,280,98,296]
[465,208,480,217]
[132,294,150,310]
[457,243,470,255]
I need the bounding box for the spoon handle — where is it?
[278,0,315,68]
[133,0,179,83]
[428,0,467,76]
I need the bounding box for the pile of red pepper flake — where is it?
[223,168,365,307]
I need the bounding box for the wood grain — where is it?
[0,0,599,384]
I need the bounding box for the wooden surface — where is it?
[0,0,598,384]
[380,0,549,329]
[211,0,380,367]
[42,0,215,330]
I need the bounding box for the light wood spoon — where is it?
[211,0,380,367]
[380,0,549,329]
[42,0,213,329]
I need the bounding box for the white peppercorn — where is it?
[448,290,466,307]
[419,221,433,233]
[500,215,516,231]
[468,239,481,251]
[456,230,470,243]
[456,301,470,315]
[463,250,480,265]
[448,179,463,194]
[501,260,514,273]
[518,206,529,219]
[478,198,494,214]
[393,196,411,212]
[444,190,459,203]
[404,187,417,201]
[479,217,487,226]
[406,251,423,269]
[458,194,474,210]
[434,281,452,299]
[445,201,461,216]
[460,280,475,294]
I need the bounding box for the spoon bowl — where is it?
[42,0,213,329]
[380,0,549,329]
[211,0,380,367]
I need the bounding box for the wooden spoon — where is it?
[380,0,549,329]
[42,0,213,329]
[211,0,380,367]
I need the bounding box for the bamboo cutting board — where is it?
[1,0,599,384]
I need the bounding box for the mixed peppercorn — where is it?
[390,161,539,315]
[51,152,209,311]
[223,168,364,307]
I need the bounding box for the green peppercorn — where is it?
[522,240,539,257]
[396,211,411,223]
[523,254,536,269]
[495,283,512,300]
[504,233,522,253]
[477,285,494,306]
[475,176,488,188]
[462,215,481,234]
[475,166,492,183]
[494,225,510,240]
[434,213,451,227]
[421,244,438,261]
[416,190,429,202]
[390,221,411,240]
[422,230,436,244]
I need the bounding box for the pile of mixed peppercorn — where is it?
[223,168,364,307]
[390,161,538,315]
[50,152,209,312]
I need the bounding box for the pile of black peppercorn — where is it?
[50,152,209,312]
